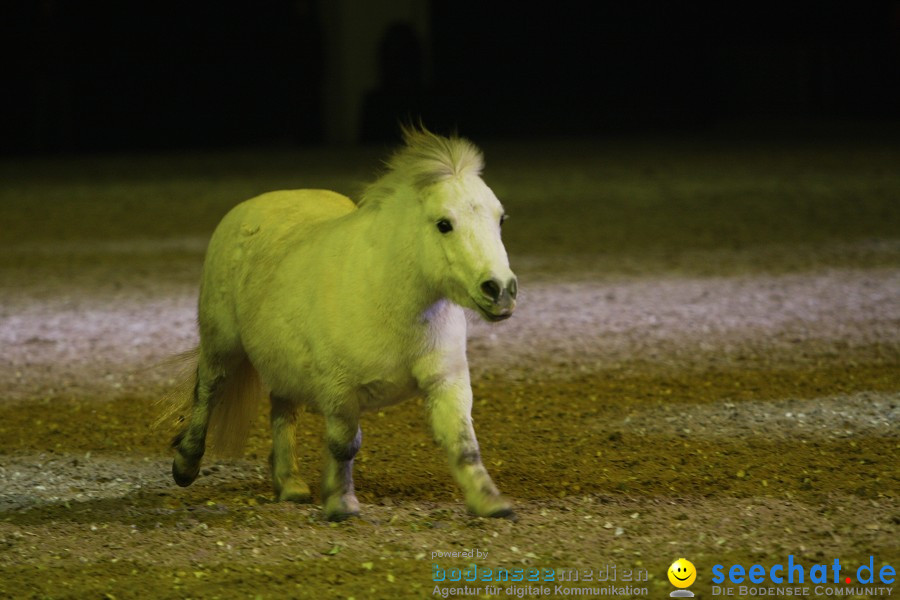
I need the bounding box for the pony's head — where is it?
[362,126,517,321]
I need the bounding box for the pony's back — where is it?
[200,188,357,337]
[207,189,356,270]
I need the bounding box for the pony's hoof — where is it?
[276,479,313,504]
[325,510,359,522]
[469,495,515,519]
[172,455,200,487]
[487,506,517,520]
[324,494,360,522]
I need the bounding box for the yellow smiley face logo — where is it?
[668,558,697,588]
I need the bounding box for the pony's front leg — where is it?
[427,379,513,518]
[269,394,312,503]
[321,405,362,521]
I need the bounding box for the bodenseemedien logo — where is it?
[668,558,697,597]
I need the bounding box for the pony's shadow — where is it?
[0,457,461,529]
[1,459,280,528]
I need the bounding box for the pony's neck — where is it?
[353,193,442,320]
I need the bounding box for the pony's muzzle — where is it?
[478,276,517,320]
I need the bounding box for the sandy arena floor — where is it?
[0,137,898,599]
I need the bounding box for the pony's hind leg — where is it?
[322,405,362,521]
[171,358,224,487]
[269,394,312,503]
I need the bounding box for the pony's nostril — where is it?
[507,278,518,299]
[481,279,502,303]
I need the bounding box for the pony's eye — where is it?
[500,214,508,227]
[436,219,453,234]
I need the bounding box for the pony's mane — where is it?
[359,125,484,207]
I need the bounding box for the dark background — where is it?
[3,0,899,154]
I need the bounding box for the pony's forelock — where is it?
[360,125,484,206]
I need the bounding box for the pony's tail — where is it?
[207,356,263,456]
[153,347,201,433]
[154,348,263,457]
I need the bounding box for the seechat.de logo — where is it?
[710,555,896,597]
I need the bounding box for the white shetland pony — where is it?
[165,126,518,520]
